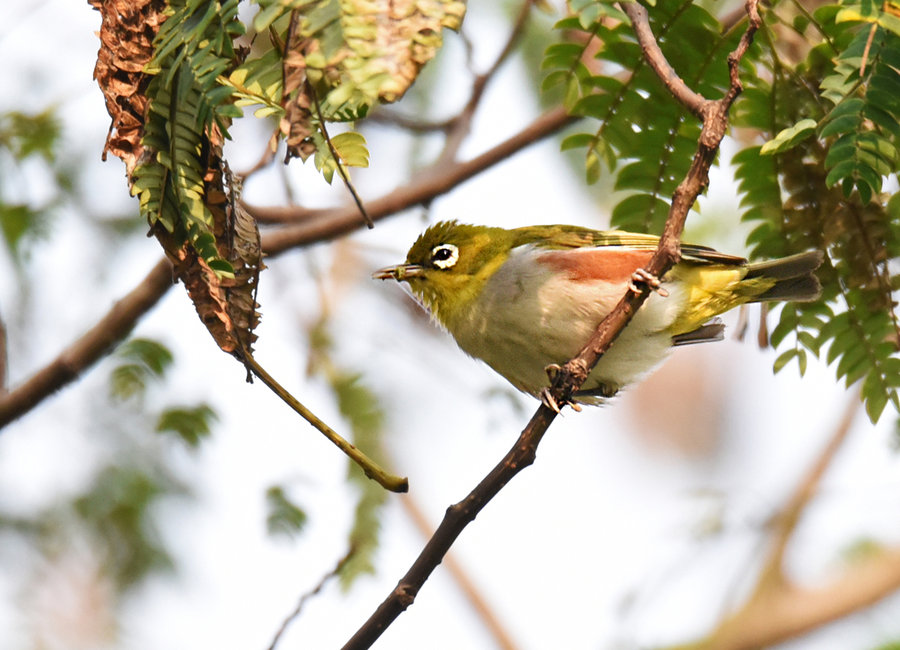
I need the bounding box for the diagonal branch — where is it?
[619,2,708,117]
[675,390,900,650]
[268,546,357,650]
[0,106,575,429]
[0,258,175,427]
[341,3,762,648]
[250,107,576,249]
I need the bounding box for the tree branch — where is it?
[341,3,762,647]
[250,106,576,251]
[619,2,708,118]
[0,258,174,427]
[268,546,357,650]
[675,391,900,650]
[0,106,575,429]
[399,483,520,650]
[435,0,537,165]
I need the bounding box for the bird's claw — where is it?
[539,382,582,414]
[540,387,562,413]
[629,268,669,297]
[544,363,562,383]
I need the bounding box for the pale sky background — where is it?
[1,1,900,650]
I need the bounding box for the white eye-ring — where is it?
[430,244,459,269]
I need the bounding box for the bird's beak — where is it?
[372,263,425,281]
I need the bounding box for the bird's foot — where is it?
[629,268,669,297]
[541,365,584,413]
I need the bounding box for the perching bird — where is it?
[373,221,823,404]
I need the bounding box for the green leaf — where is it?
[773,348,800,374]
[156,404,217,448]
[265,486,308,539]
[760,119,817,155]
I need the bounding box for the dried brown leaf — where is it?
[89,0,166,176]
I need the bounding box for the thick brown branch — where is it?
[252,106,576,252]
[0,258,174,426]
[0,107,574,429]
[619,2,708,117]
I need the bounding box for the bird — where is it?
[373,221,823,405]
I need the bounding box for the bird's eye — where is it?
[430,244,459,269]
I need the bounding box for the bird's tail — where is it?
[744,250,824,303]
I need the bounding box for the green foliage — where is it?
[0,109,67,260]
[156,404,217,448]
[315,131,370,183]
[133,0,245,278]
[306,318,387,589]
[547,0,900,422]
[544,0,746,233]
[265,485,308,539]
[72,465,182,589]
[730,4,900,422]
[110,338,175,401]
[819,26,900,203]
[330,372,386,589]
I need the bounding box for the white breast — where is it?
[450,245,688,397]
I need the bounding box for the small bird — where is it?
[373,221,823,404]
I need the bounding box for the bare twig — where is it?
[268,546,357,650]
[436,0,536,165]
[241,354,408,492]
[342,3,762,647]
[0,106,574,429]
[250,106,575,247]
[759,389,861,583]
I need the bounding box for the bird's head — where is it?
[373,221,518,325]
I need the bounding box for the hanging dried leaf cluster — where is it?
[89,0,167,176]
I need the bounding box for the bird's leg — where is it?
[629,268,669,297]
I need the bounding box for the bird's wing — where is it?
[515,225,747,266]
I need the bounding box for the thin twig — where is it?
[759,388,861,585]
[268,546,357,650]
[241,353,408,493]
[253,106,575,248]
[342,2,762,647]
[309,81,373,229]
[436,0,536,165]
